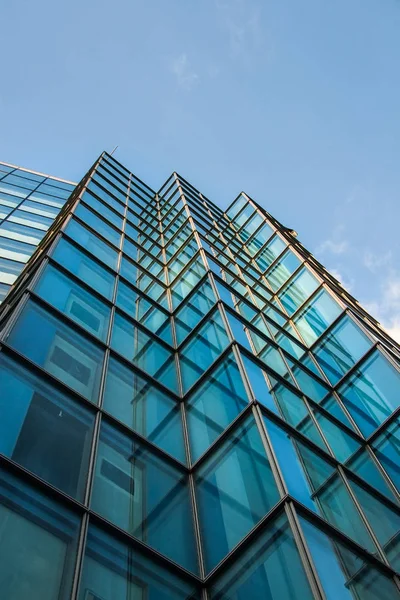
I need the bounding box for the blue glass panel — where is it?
[294,289,342,345]
[52,237,115,299]
[301,517,400,600]
[338,350,400,435]
[279,267,319,315]
[91,421,198,573]
[373,419,400,491]
[35,264,111,341]
[80,524,200,600]
[0,466,79,600]
[212,513,314,600]
[0,353,94,500]
[195,417,280,572]
[103,357,185,462]
[314,316,372,385]
[75,204,121,248]
[187,355,248,461]
[7,300,104,403]
[64,218,118,270]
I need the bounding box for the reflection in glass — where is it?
[91,421,198,573]
[195,417,279,571]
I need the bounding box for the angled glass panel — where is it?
[212,513,314,600]
[349,479,400,571]
[314,316,372,385]
[175,279,216,345]
[79,524,200,600]
[346,449,398,502]
[372,419,400,491]
[7,300,104,403]
[186,354,249,462]
[81,191,124,229]
[180,309,230,393]
[0,467,80,600]
[74,204,121,248]
[171,258,206,309]
[338,350,400,436]
[116,280,172,345]
[195,417,280,572]
[103,357,185,462]
[52,238,115,300]
[293,288,343,346]
[35,264,111,341]
[64,218,119,270]
[91,421,198,573]
[279,267,319,315]
[300,516,400,600]
[111,312,178,393]
[265,249,301,292]
[0,354,94,500]
[312,408,361,462]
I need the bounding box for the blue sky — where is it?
[1,0,399,337]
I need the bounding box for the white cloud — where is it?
[362,272,400,344]
[329,268,354,292]
[170,53,199,91]
[216,0,265,60]
[316,224,349,256]
[363,250,392,273]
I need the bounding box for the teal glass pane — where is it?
[267,249,301,292]
[111,312,178,393]
[186,355,248,462]
[240,353,279,414]
[7,300,104,403]
[226,194,247,220]
[91,421,198,573]
[232,204,253,230]
[0,354,94,501]
[300,517,400,600]
[175,279,216,345]
[53,237,115,299]
[338,350,400,435]
[64,217,119,270]
[373,419,400,491]
[349,479,400,571]
[35,263,111,341]
[288,360,330,403]
[195,417,280,572]
[294,289,343,345]
[116,280,172,345]
[75,204,121,248]
[103,357,185,462]
[254,235,286,270]
[314,316,372,385]
[312,409,361,462]
[212,514,314,600]
[0,466,80,600]
[171,258,206,309]
[279,267,319,315]
[81,190,124,229]
[346,450,397,502]
[79,524,200,600]
[270,383,326,449]
[263,417,320,512]
[180,309,230,393]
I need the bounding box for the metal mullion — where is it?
[85,178,127,216]
[172,273,212,320]
[285,502,325,599]
[223,303,329,392]
[0,176,49,226]
[329,342,380,393]
[112,306,174,353]
[88,510,204,585]
[203,498,287,584]
[345,446,400,506]
[70,512,89,600]
[291,496,399,578]
[181,343,236,401]
[190,404,253,472]
[337,465,390,566]
[176,302,222,352]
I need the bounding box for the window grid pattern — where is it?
[0,160,76,301]
[0,152,399,599]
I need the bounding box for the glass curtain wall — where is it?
[0,152,399,599]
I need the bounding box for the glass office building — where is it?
[0,161,76,302]
[0,151,399,599]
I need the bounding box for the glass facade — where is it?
[0,152,399,599]
[0,161,76,302]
